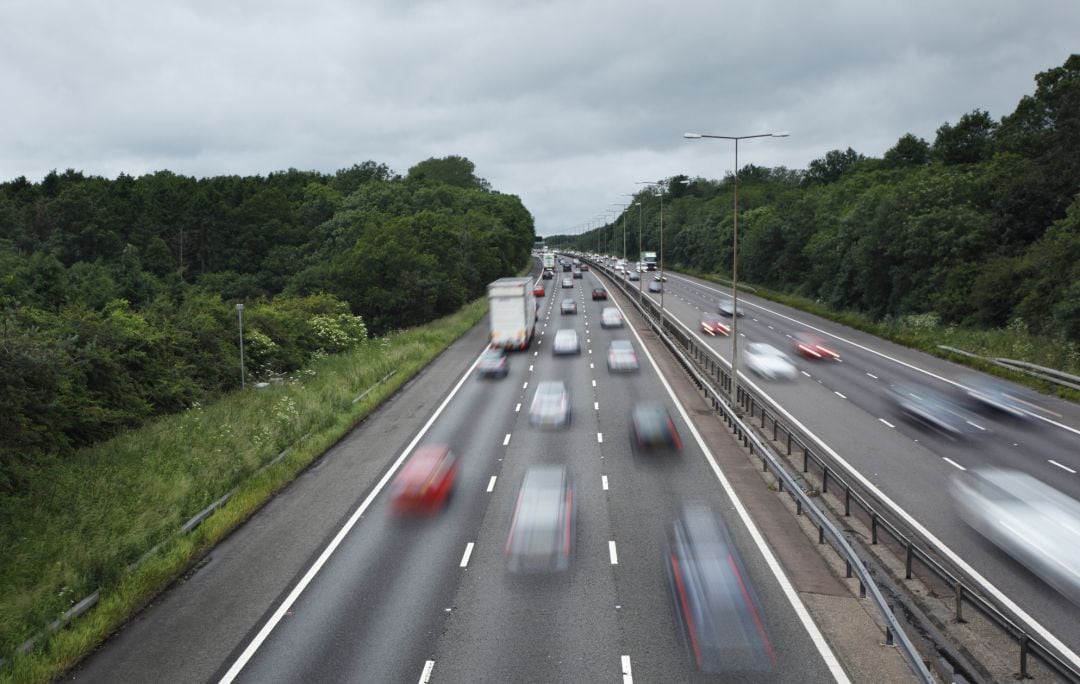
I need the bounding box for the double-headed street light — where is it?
[610,203,628,261]
[684,130,789,410]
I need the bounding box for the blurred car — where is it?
[700,313,730,337]
[648,281,663,293]
[666,504,776,674]
[627,271,640,281]
[560,298,577,315]
[718,300,745,317]
[793,332,840,360]
[389,445,459,515]
[592,287,608,300]
[552,329,580,355]
[476,346,509,378]
[743,342,798,381]
[528,380,571,427]
[533,285,545,297]
[654,274,667,282]
[579,264,589,271]
[572,270,583,279]
[600,307,624,329]
[505,465,575,573]
[541,270,553,280]
[952,468,1080,606]
[561,277,573,288]
[631,401,682,452]
[607,339,640,372]
[889,382,980,437]
[960,374,1035,419]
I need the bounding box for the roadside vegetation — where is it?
[561,55,1080,377]
[0,298,487,683]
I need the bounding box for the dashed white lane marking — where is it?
[834,391,847,399]
[801,370,812,377]
[459,542,475,568]
[515,403,521,412]
[594,401,599,410]
[943,458,966,471]
[597,432,604,443]
[1049,460,1077,474]
[602,475,609,490]
[487,476,497,492]
[966,420,987,431]
[879,418,896,428]
[534,351,538,356]
[590,362,594,369]
[503,433,511,446]
[592,379,597,387]
[419,660,435,684]
[609,541,619,565]
[522,381,528,389]
[528,364,533,372]
[866,372,878,379]
[588,349,592,354]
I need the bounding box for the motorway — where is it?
[618,261,1080,668]
[71,263,868,683]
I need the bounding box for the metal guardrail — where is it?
[582,258,934,682]
[583,256,1080,683]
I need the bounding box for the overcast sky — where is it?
[1,1,1077,236]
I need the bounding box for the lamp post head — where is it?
[683,132,703,139]
[771,131,790,137]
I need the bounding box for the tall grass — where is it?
[0,298,487,683]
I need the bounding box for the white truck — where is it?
[641,251,657,271]
[488,277,537,350]
[542,252,555,273]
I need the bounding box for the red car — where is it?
[592,288,607,300]
[533,285,545,297]
[700,313,730,337]
[793,332,840,360]
[390,445,459,515]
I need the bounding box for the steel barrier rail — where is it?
[582,257,1080,683]
[582,258,934,682]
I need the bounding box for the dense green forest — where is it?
[569,55,1080,343]
[0,156,534,491]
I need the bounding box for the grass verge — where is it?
[0,298,487,683]
[679,267,1080,400]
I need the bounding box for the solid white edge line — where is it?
[834,391,847,399]
[610,296,851,683]
[487,475,497,492]
[608,540,618,565]
[419,659,435,684]
[218,346,489,683]
[651,284,1080,669]
[866,372,879,379]
[1049,460,1077,474]
[503,433,511,446]
[621,655,633,684]
[602,475,609,490]
[460,542,475,568]
[943,458,967,471]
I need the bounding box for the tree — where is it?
[802,148,863,186]
[407,156,491,191]
[931,109,998,165]
[883,133,930,167]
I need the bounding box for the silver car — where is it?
[505,465,575,573]
[528,380,571,428]
[600,307,623,329]
[552,328,580,355]
[952,468,1080,606]
[743,342,797,381]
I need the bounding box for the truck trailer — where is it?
[641,251,658,271]
[488,277,537,350]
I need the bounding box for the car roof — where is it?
[610,340,633,350]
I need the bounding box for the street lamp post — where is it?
[683,130,789,410]
[610,203,627,261]
[236,303,246,390]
